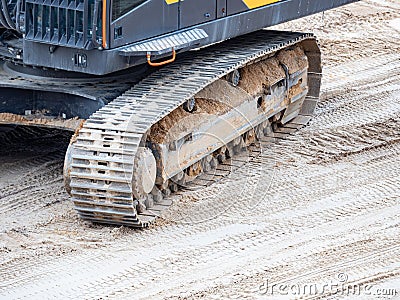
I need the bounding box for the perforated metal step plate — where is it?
[119,29,208,56]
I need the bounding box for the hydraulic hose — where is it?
[0,2,9,28]
[0,0,16,30]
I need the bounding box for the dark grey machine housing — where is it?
[0,0,359,123]
[1,0,359,75]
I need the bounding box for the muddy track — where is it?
[1,58,399,298]
[0,0,399,299]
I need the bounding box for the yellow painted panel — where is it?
[243,0,281,9]
[165,0,280,8]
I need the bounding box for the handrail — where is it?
[146,49,176,67]
[102,0,107,49]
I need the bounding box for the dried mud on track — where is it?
[1,0,400,299]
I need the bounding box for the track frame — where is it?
[65,30,322,227]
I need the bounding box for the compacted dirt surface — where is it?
[0,0,399,299]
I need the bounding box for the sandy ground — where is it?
[0,0,399,299]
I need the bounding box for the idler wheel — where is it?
[63,143,74,196]
[132,147,157,199]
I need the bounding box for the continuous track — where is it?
[1,1,399,298]
[69,30,319,227]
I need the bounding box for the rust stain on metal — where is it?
[70,119,86,144]
[0,113,82,131]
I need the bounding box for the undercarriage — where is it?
[59,30,321,227]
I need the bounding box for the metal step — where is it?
[119,28,209,56]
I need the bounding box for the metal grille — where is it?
[25,0,98,49]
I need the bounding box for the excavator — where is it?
[0,0,359,226]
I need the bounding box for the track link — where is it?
[68,30,321,227]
